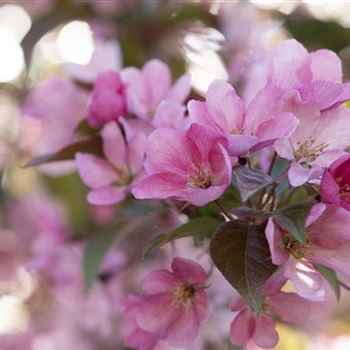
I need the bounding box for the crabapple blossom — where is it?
[230,282,311,349]
[87,70,126,127]
[188,79,298,156]
[320,154,350,211]
[266,203,350,301]
[121,59,191,121]
[132,123,232,206]
[76,121,146,205]
[123,257,209,349]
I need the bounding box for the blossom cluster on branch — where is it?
[21,38,350,350]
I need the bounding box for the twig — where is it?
[339,280,350,292]
[215,200,235,221]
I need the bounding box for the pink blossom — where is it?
[87,70,126,127]
[188,80,298,156]
[121,59,190,121]
[230,272,311,349]
[124,257,209,348]
[132,123,232,206]
[266,203,350,301]
[320,154,350,211]
[76,121,146,205]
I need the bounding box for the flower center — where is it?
[173,282,196,306]
[282,235,306,259]
[335,176,350,202]
[230,127,245,135]
[294,138,329,166]
[188,166,214,189]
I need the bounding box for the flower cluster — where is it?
[21,38,350,350]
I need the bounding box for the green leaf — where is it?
[143,217,220,258]
[233,166,274,202]
[274,199,316,244]
[83,226,121,292]
[315,264,340,300]
[24,136,103,168]
[209,220,276,313]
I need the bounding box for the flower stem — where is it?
[215,200,235,221]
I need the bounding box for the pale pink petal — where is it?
[288,162,323,187]
[307,205,350,248]
[141,270,181,294]
[135,293,180,335]
[307,243,350,276]
[298,80,344,110]
[188,100,223,134]
[152,100,186,130]
[143,59,171,105]
[87,186,126,205]
[171,257,207,284]
[167,74,191,103]
[264,269,288,295]
[269,39,309,90]
[194,289,209,322]
[206,80,246,133]
[132,173,187,200]
[76,153,117,189]
[283,258,326,301]
[185,184,229,206]
[230,309,255,347]
[167,305,199,348]
[265,218,289,265]
[127,131,147,174]
[101,121,126,168]
[305,202,326,227]
[270,292,311,324]
[310,49,342,82]
[255,112,299,142]
[252,315,279,349]
[227,134,258,156]
[144,128,193,175]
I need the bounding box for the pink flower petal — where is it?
[143,59,171,106]
[309,49,342,82]
[270,292,311,324]
[283,258,325,301]
[135,293,180,336]
[252,315,279,349]
[167,74,191,104]
[127,131,147,174]
[265,218,289,265]
[307,205,350,248]
[194,289,209,322]
[141,270,181,294]
[87,186,126,205]
[167,305,199,348]
[101,122,126,169]
[230,309,255,347]
[171,257,207,285]
[76,153,117,189]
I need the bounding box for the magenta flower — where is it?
[320,154,350,211]
[87,70,126,127]
[266,203,350,301]
[132,123,232,206]
[121,59,191,121]
[131,257,209,348]
[230,272,311,349]
[76,121,146,205]
[188,80,298,156]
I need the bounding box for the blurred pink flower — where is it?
[132,123,231,206]
[320,154,350,211]
[124,257,209,348]
[76,121,146,205]
[87,70,126,127]
[121,59,190,121]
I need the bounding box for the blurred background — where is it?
[1,1,350,349]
